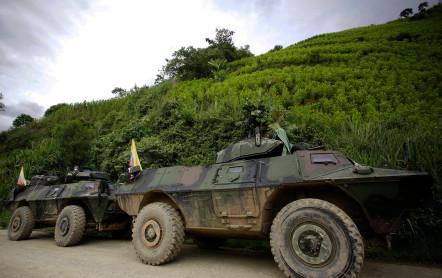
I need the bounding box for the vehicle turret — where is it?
[216,138,284,163]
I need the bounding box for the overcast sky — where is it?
[0,0,438,131]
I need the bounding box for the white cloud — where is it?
[2,100,44,118]
[0,99,44,130]
[32,0,271,107]
[0,115,13,131]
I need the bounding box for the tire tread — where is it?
[55,205,86,247]
[8,206,35,241]
[270,198,364,278]
[133,202,185,265]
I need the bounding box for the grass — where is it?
[0,5,440,265]
[366,237,442,264]
[0,209,11,229]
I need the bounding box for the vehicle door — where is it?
[211,160,260,230]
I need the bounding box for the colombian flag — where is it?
[16,166,27,186]
[129,139,143,171]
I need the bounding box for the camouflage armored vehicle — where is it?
[115,132,432,278]
[7,168,130,246]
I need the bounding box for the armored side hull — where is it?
[116,150,432,237]
[116,137,434,277]
[8,179,127,230]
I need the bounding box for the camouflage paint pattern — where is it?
[116,138,433,238]
[216,138,283,163]
[7,179,127,230]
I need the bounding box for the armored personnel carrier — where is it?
[7,168,129,246]
[115,133,433,278]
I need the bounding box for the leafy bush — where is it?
[0,5,441,261]
[12,114,34,128]
[54,120,95,169]
[44,103,68,117]
[159,28,253,81]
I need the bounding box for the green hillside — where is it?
[1,5,441,203]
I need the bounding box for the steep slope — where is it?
[0,5,441,199]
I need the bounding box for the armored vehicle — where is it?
[7,169,129,246]
[115,133,433,278]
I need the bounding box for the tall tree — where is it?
[160,28,253,81]
[163,46,212,80]
[205,28,234,47]
[111,87,127,97]
[418,2,428,12]
[44,103,68,117]
[12,114,34,128]
[206,28,253,62]
[268,45,283,53]
[400,8,414,18]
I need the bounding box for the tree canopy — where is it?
[400,8,414,18]
[54,120,94,168]
[159,28,253,81]
[269,45,283,53]
[419,2,429,12]
[111,87,127,97]
[12,114,34,128]
[44,103,68,117]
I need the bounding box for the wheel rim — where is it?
[59,216,70,236]
[291,223,334,266]
[11,216,22,232]
[141,219,162,248]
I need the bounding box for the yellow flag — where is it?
[130,139,142,171]
[17,166,27,186]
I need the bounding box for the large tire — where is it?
[270,198,364,278]
[194,236,225,249]
[132,202,185,265]
[8,206,35,241]
[54,205,86,247]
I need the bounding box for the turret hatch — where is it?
[216,138,283,163]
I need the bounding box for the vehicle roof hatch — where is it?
[216,138,283,163]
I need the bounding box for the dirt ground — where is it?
[0,230,441,278]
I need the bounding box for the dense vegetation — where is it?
[12,114,34,128]
[0,3,441,261]
[156,28,253,82]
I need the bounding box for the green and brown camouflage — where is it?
[116,137,433,238]
[7,170,128,231]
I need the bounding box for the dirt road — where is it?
[1,230,441,278]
